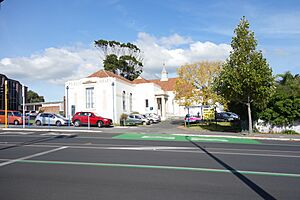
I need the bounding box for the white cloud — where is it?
[0,32,231,88]
[135,32,231,75]
[0,46,102,85]
[159,33,193,47]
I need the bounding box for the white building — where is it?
[65,67,186,123]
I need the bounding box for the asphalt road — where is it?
[0,129,300,200]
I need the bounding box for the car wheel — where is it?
[14,120,19,125]
[56,121,62,126]
[150,119,154,124]
[35,120,41,126]
[97,121,103,128]
[74,120,80,127]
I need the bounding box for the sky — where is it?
[0,0,300,101]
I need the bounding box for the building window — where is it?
[86,87,94,108]
[145,99,149,108]
[129,93,132,112]
[122,91,126,111]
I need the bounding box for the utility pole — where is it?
[22,85,25,128]
[4,80,8,128]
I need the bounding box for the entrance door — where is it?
[157,98,162,116]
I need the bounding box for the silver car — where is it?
[35,113,70,126]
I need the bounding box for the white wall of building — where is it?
[114,79,135,122]
[134,83,164,114]
[65,73,185,123]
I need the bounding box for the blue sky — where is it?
[0,0,299,101]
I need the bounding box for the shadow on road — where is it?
[0,134,77,151]
[185,136,276,200]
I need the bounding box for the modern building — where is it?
[0,74,27,111]
[24,101,64,114]
[65,67,186,123]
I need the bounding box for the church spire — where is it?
[160,63,168,81]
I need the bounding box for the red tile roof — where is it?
[131,76,150,84]
[87,70,132,84]
[148,77,178,91]
[87,70,178,91]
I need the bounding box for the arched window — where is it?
[129,93,132,112]
[122,91,126,111]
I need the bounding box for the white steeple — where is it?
[160,63,168,81]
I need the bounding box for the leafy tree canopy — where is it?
[258,71,300,127]
[94,39,143,81]
[213,16,275,133]
[27,90,44,103]
[174,61,225,107]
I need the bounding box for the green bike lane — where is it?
[113,132,261,144]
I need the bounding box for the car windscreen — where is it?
[55,114,65,119]
[94,113,102,117]
[12,111,22,116]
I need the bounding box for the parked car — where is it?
[184,114,202,123]
[121,114,144,126]
[0,110,25,125]
[129,114,150,125]
[25,110,38,117]
[25,110,38,120]
[72,112,112,127]
[144,113,161,123]
[216,112,235,122]
[224,112,240,120]
[35,113,71,126]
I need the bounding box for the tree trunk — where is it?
[247,102,253,134]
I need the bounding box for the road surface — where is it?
[0,129,300,200]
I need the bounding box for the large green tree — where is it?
[27,90,44,103]
[94,39,143,81]
[214,17,275,133]
[259,72,300,127]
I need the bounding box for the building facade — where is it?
[0,74,27,111]
[65,68,186,123]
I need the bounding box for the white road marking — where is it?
[0,143,299,158]
[173,133,300,142]
[142,136,176,140]
[114,126,137,129]
[0,146,68,167]
[106,146,196,150]
[190,137,228,142]
[41,133,73,136]
[0,131,34,135]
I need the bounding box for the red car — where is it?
[72,112,113,127]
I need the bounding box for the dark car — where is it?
[72,112,112,127]
[216,112,235,122]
